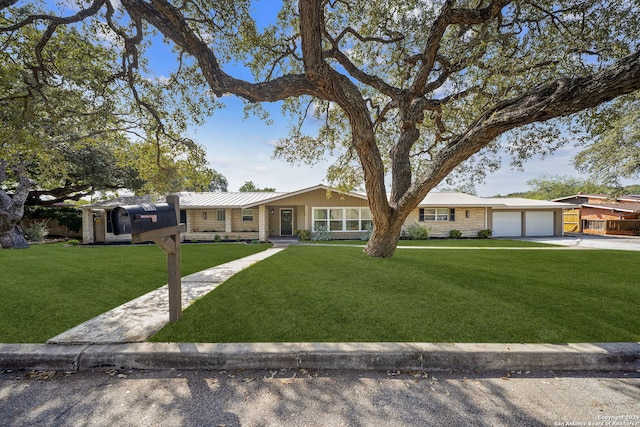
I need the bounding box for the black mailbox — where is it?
[111,203,178,235]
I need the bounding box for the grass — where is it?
[151,245,640,343]
[308,239,554,247]
[0,242,271,343]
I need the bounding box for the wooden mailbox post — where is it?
[129,195,185,322]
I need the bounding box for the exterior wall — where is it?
[263,189,369,236]
[231,208,260,233]
[405,207,487,238]
[187,209,227,232]
[581,206,639,221]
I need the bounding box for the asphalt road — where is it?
[1,368,639,426]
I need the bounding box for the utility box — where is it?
[111,203,178,235]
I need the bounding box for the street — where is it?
[1,368,639,426]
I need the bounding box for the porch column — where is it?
[259,205,267,242]
[82,209,94,244]
[225,208,232,233]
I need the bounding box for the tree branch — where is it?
[406,49,640,210]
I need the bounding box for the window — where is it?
[329,208,343,231]
[217,210,226,221]
[419,208,455,221]
[242,209,254,221]
[312,207,372,232]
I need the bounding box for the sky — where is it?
[43,0,636,197]
[186,97,586,196]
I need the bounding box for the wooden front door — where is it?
[93,210,106,243]
[280,209,293,236]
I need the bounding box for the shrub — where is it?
[67,239,80,246]
[214,234,221,242]
[401,223,431,240]
[311,224,332,241]
[477,229,492,239]
[360,223,373,241]
[24,220,50,243]
[24,206,81,232]
[295,229,311,241]
[449,229,463,239]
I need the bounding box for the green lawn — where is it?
[308,239,554,247]
[151,245,640,343]
[0,242,271,343]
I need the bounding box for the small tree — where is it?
[239,181,276,192]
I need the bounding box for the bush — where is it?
[401,223,431,240]
[24,220,50,243]
[214,234,221,242]
[295,229,311,241]
[477,229,492,239]
[449,229,463,239]
[311,224,332,241]
[360,224,373,241]
[24,206,82,232]
[67,239,80,246]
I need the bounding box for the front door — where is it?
[280,209,293,236]
[93,210,106,243]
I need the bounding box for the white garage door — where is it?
[493,212,522,237]
[525,211,555,236]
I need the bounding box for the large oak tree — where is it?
[3,0,640,256]
[0,6,218,248]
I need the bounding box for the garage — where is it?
[525,211,555,236]
[492,211,522,237]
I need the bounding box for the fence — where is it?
[582,219,640,236]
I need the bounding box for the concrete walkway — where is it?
[47,247,285,345]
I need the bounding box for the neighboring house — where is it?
[80,184,572,244]
[552,194,640,236]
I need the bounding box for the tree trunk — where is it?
[0,160,32,249]
[364,214,405,258]
[0,223,29,249]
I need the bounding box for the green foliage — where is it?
[23,221,49,243]
[477,229,492,239]
[239,180,276,192]
[66,239,80,246]
[311,224,332,241]
[295,229,311,241]
[214,234,221,242]
[24,206,82,232]
[574,92,640,186]
[449,229,463,239]
[360,224,373,241]
[400,223,431,240]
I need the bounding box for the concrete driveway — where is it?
[518,234,640,251]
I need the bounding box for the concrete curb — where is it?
[2,342,639,372]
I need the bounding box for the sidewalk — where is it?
[47,247,286,344]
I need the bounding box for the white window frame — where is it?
[420,208,451,221]
[312,207,372,232]
[242,209,254,222]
